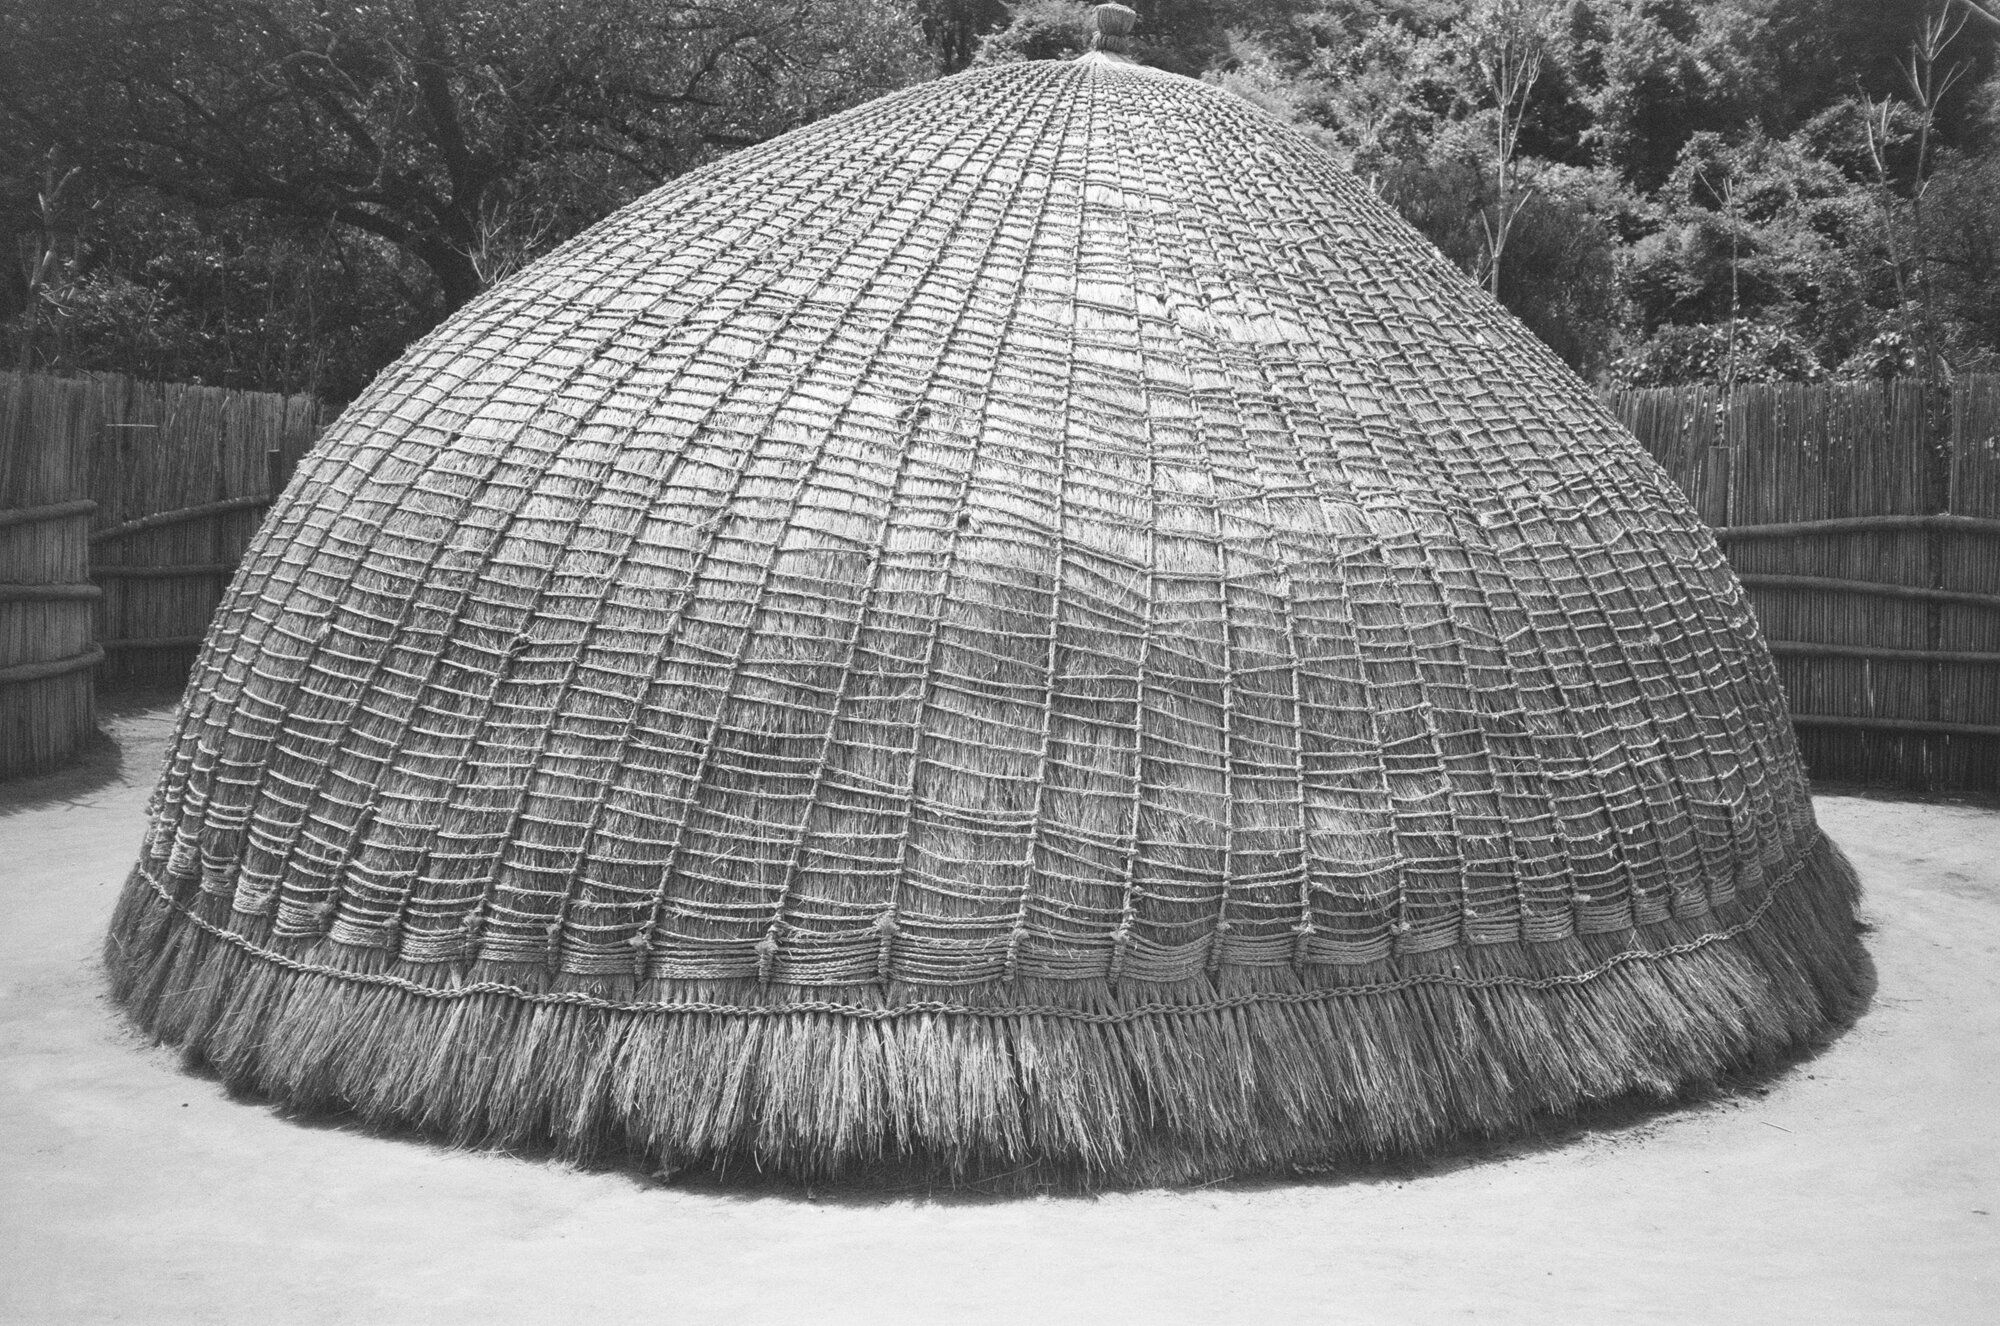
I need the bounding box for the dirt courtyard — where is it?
[2,699,1994,1324]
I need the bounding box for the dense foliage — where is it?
[0,0,934,400]
[4,0,1996,400]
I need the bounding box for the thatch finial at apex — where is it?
[1090,4,1137,55]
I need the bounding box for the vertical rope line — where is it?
[582,75,1068,979]
[420,132,967,960]
[145,97,917,897]
[177,251,678,907]
[1297,194,1726,922]
[141,324,487,814]
[1157,85,1452,955]
[1095,77,1242,973]
[1118,63,1397,963]
[1002,74,1092,984]
[1095,81,1163,982]
[1260,101,1793,913]
[1181,92,1594,947]
[350,167,911,951]
[496,207,1018,966]
[223,333,638,932]
[742,66,1086,985]
[859,65,1118,985]
[248,314,678,939]
[143,229,656,872]
[141,327,502,879]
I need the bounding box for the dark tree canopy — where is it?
[2,0,932,311]
[3,0,1996,396]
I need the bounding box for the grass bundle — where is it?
[104,39,1869,1187]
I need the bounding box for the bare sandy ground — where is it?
[2,700,1994,1325]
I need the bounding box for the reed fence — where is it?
[1612,375,1999,794]
[47,373,321,685]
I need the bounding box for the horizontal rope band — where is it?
[1739,574,2000,611]
[1713,513,2000,540]
[90,495,270,545]
[0,581,100,602]
[0,644,103,686]
[0,499,96,529]
[101,635,205,651]
[1792,715,2000,738]
[94,563,237,579]
[1768,641,2000,666]
[132,833,1815,1025]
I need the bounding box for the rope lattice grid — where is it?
[137,55,1815,1003]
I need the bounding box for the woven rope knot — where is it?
[1003,924,1029,981]
[754,932,781,982]
[1089,3,1136,55]
[166,839,201,877]
[457,912,483,964]
[872,913,898,982]
[1107,921,1136,979]
[1205,918,1234,973]
[1290,919,1316,968]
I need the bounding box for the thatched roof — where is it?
[107,17,1867,1187]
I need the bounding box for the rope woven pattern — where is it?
[135,829,1815,1022]
[131,56,1816,997]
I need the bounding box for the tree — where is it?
[10,150,78,381]
[1560,0,1756,191]
[918,0,1011,71]
[0,0,932,318]
[1894,4,1975,377]
[1948,0,2000,33]
[975,0,1293,74]
[973,0,1094,63]
[1621,128,1880,376]
[1921,145,2000,370]
[1383,157,1623,374]
[1459,0,1554,297]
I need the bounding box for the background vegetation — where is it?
[4,0,1996,403]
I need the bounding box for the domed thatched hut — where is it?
[107,8,1867,1186]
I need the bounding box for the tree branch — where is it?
[1946,0,2000,36]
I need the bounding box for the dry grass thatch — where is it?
[104,46,1868,1186]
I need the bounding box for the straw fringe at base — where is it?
[103,833,1868,1189]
